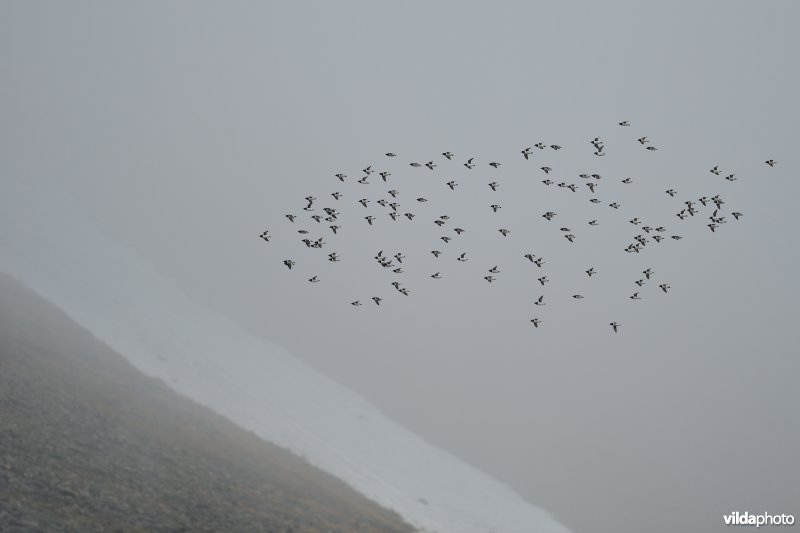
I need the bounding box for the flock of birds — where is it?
[260,121,775,333]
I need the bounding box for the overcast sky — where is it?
[2,2,799,532]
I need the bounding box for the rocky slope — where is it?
[0,273,414,533]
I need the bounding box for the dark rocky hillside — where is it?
[0,273,415,533]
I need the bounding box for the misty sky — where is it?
[2,2,799,532]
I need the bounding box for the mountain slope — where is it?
[0,273,415,532]
[0,182,571,533]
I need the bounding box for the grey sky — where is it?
[2,2,799,532]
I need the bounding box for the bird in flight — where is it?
[266,121,766,333]
[530,318,541,327]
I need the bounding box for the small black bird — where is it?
[491,204,501,213]
[531,318,541,327]
[610,322,620,333]
[489,161,501,168]
[286,214,296,222]
[443,151,454,160]
[541,166,552,174]
[499,228,510,237]
[284,259,295,270]
[765,159,776,167]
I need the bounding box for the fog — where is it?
[2,2,799,532]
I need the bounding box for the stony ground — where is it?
[0,274,415,533]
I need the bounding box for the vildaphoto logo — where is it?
[723,511,795,527]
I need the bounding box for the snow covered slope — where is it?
[0,182,571,533]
